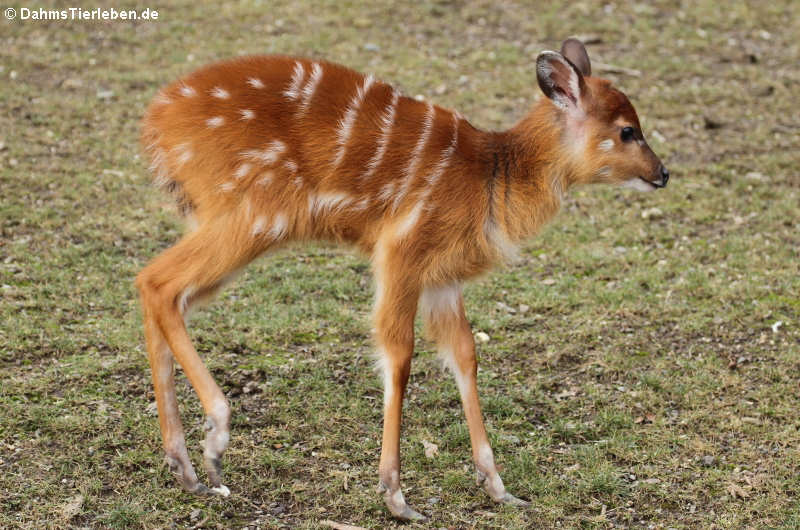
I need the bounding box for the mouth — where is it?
[639,176,666,189]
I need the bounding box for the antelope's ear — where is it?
[560,38,591,76]
[536,50,588,114]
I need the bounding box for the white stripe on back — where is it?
[284,62,306,99]
[333,75,376,168]
[362,89,399,180]
[297,63,323,116]
[392,102,435,212]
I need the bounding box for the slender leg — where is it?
[143,315,208,493]
[372,259,425,521]
[136,220,264,495]
[420,284,529,506]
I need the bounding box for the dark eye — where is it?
[620,126,636,142]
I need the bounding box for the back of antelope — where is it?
[136,38,668,520]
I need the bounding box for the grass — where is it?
[2,0,799,527]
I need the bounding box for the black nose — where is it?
[660,165,670,186]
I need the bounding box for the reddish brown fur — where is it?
[136,43,666,519]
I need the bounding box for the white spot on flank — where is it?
[179,84,196,97]
[256,170,275,186]
[239,109,255,120]
[247,77,264,89]
[241,140,287,165]
[297,62,323,116]
[268,213,289,239]
[172,142,193,167]
[283,160,298,174]
[234,163,252,180]
[362,89,399,180]
[333,75,376,167]
[283,61,306,99]
[308,192,352,216]
[598,138,615,152]
[354,197,369,210]
[251,215,267,236]
[211,86,230,99]
[206,116,225,128]
[393,102,435,212]
[219,181,235,192]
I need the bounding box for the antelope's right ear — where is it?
[536,51,588,114]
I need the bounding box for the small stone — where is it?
[614,246,628,254]
[9,70,18,80]
[434,83,447,95]
[641,207,664,220]
[363,43,380,52]
[63,78,84,89]
[542,278,556,285]
[427,497,440,505]
[701,455,715,467]
[475,331,490,343]
[8,158,18,167]
[190,509,201,520]
[496,301,516,313]
[745,171,765,181]
[458,75,469,85]
[96,89,114,100]
[518,304,530,314]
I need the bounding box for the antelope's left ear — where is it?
[560,38,591,76]
[536,50,588,115]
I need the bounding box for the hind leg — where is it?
[143,316,209,493]
[136,218,270,495]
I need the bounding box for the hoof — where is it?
[496,491,530,506]
[477,469,529,507]
[379,482,427,522]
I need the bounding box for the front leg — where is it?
[420,284,529,506]
[372,261,426,521]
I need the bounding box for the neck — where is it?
[480,101,573,252]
